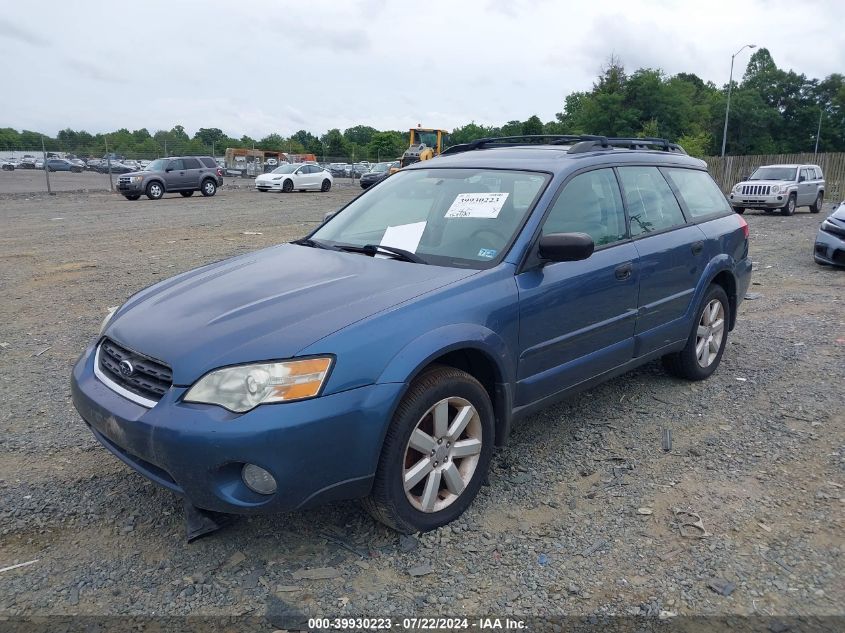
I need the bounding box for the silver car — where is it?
[728,164,825,216]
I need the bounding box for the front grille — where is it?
[98,338,172,403]
[741,184,771,195]
[118,176,131,186]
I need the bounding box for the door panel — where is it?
[631,225,708,355]
[516,168,638,407]
[516,245,639,405]
[166,159,188,190]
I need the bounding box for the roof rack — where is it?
[440,134,687,156]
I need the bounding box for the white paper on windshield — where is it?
[379,221,426,254]
[444,192,509,219]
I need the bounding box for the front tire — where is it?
[124,194,141,201]
[362,366,494,534]
[145,181,164,200]
[200,179,217,197]
[732,207,745,215]
[180,191,194,197]
[662,284,730,381]
[321,179,332,192]
[781,194,796,216]
[282,179,293,193]
[810,192,823,214]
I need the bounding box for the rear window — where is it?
[662,168,731,219]
[183,157,201,169]
[200,157,217,168]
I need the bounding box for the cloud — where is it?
[284,23,370,52]
[64,59,127,84]
[0,18,49,47]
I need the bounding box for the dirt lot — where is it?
[0,186,843,625]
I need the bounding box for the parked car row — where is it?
[360,161,400,189]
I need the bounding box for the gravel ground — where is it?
[0,187,843,624]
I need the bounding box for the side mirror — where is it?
[538,232,594,263]
[165,168,173,172]
[798,175,806,183]
[741,175,749,181]
[323,211,337,224]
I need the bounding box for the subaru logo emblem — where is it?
[119,360,134,377]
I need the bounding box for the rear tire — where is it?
[321,179,332,192]
[362,365,494,534]
[200,179,217,197]
[732,207,745,215]
[145,181,164,200]
[180,191,194,197]
[781,194,796,216]
[662,284,730,381]
[810,192,823,214]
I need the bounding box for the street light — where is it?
[721,44,756,157]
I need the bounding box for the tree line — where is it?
[1,49,842,160]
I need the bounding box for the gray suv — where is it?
[117,156,224,201]
[728,164,825,216]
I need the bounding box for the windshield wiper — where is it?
[334,243,427,264]
[291,237,339,250]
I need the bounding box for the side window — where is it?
[542,169,627,247]
[168,159,185,171]
[307,165,319,174]
[183,157,201,169]
[816,167,823,180]
[662,168,731,219]
[200,157,217,168]
[617,166,686,237]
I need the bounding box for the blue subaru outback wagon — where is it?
[71,135,752,533]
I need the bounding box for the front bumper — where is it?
[814,228,845,267]
[117,181,144,193]
[728,192,787,209]
[71,341,404,514]
[255,180,284,191]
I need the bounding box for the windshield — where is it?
[145,159,167,171]
[271,164,298,174]
[412,130,438,147]
[749,166,797,181]
[311,168,549,268]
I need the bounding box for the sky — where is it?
[1,0,843,138]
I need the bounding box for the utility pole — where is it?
[814,108,823,155]
[721,44,756,157]
[41,136,52,195]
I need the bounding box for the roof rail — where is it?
[441,134,687,156]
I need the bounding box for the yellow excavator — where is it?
[390,126,449,173]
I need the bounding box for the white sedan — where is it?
[255,163,333,193]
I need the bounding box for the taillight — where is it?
[216,168,223,177]
[738,215,749,239]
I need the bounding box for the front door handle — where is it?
[691,241,704,255]
[615,262,633,280]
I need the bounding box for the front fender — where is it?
[376,323,514,386]
[376,323,516,445]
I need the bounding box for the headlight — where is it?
[183,357,333,413]
[770,184,781,194]
[99,306,119,335]
[733,184,743,193]
[272,176,283,180]
[130,175,144,183]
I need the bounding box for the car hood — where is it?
[737,179,792,187]
[106,244,476,384]
[255,173,284,181]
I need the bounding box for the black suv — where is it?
[117,156,224,201]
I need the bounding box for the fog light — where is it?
[241,464,277,495]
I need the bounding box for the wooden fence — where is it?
[704,152,845,202]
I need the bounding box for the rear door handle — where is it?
[615,262,633,280]
[691,241,704,255]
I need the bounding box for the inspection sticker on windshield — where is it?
[444,192,509,219]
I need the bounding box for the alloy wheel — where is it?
[403,397,482,513]
[695,299,725,368]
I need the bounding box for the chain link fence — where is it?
[0,144,391,195]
